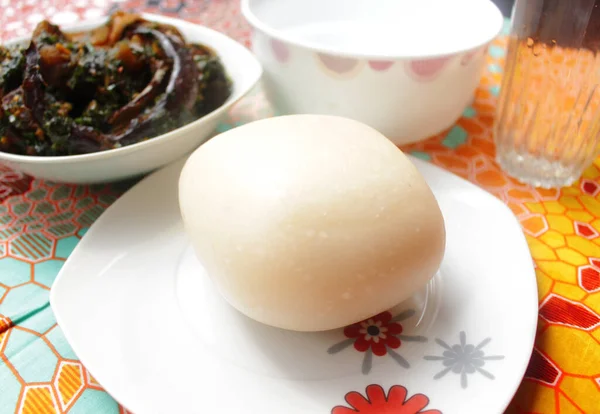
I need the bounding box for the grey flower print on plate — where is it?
[424,331,505,388]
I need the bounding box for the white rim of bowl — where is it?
[241,0,505,60]
[0,13,256,165]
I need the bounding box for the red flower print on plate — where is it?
[332,384,442,414]
[406,57,451,81]
[328,309,427,374]
[345,311,402,356]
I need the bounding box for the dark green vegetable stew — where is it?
[0,12,232,156]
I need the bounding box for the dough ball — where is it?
[179,114,445,332]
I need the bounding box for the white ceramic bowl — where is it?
[242,0,503,145]
[0,13,262,184]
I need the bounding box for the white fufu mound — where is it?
[178,115,445,332]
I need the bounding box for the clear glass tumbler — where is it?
[495,0,600,188]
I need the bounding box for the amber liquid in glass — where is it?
[495,0,600,188]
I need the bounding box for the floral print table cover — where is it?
[1,1,599,413]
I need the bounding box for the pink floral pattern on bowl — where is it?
[406,57,451,81]
[317,53,359,74]
[460,47,482,66]
[368,60,395,72]
[270,38,290,63]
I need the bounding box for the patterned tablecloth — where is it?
[1,1,600,413]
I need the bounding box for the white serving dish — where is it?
[0,13,262,184]
[242,0,503,145]
[50,156,538,414]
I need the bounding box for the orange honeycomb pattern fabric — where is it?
[1,1,600,413]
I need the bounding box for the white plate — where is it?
[50,156,538,414]
[0,14,262,184]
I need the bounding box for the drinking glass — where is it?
[495,0,600,188]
